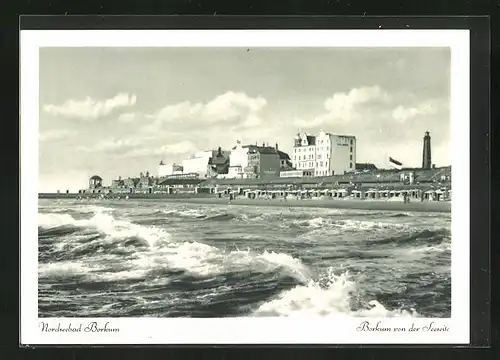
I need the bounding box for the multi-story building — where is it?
[227,141,249,179]
[292,130,356,176]
[244,143,290,179]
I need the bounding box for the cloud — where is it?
[120,140,198,158]
[43,93,137,121]
[391,99,446,123]
[292,85,449,150]
[78,137,145,152]
[39,129,77,142]
[294,85,391,128]
[139,91,267,133]
[117,112,136,123]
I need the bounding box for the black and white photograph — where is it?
[21,29,471,345]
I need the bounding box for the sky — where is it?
[38,47,451,192]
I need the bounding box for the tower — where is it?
[422,131,432,169]
[294,132,301,147]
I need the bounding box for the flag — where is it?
[236,140,241,144]
[389,157,403,170]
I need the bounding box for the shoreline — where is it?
[161,197,451,213]
[39,194,451,213]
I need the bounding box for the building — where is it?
[182,149,231,178]
[208,147,230,177]
[422,131,432,169]
[292,130,356,176]
[355,163,378,172]
[158,160,183,177]
[244,143,289,179]
[123,177,141,192]
[88,175,103,189]
[111,176,125,189]
[293,133,316,176]
[227,141,249,179]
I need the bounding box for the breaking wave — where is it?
[38,201,450,318]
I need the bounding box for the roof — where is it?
[355,163,378,170]
[306,135,316,145]
[158,178,205,186]
[277,150,290,160]
[90,175,102,180]
[210,155,229,165]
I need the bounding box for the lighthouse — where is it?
[422,131,432,169]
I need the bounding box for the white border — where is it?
[20,29,470,345]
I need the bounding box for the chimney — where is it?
[262,142,265,147]
[275,143,279,151]
[217,146,222,156]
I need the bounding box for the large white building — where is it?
[292,130,356,176]
[182,149,231,178]
[227,141,248,179]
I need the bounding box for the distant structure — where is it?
[226,141,291,179]
[422,131,432,169]
[291,130,356,176]
[182,149,231,178]
[355,163,378,172]
[88,175,103,189]
[158,160,183,177]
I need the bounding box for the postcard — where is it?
[20,27,470,345]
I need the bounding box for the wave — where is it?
[38,209,313,283]
[252,268,418,317]
[38,212,172,247]
[367,228,450,247]
[288,217,409,231]
[38,203,447,318]
[390,213,412,218]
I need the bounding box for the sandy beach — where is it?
[154,196,451,213]
[39,193,451,213]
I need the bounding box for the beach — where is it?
[141,196,451,213]
[40,194,451,213]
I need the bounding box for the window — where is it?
[350,139,353,145]
[320,161,323,167]
[350,162,353,168]
[350,146,353,152]
[326,147,329,151]
[350,155,353,160]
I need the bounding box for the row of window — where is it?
[294,152,354,162]
[315,170,333,176]
[294,162,354,170]
[295,146,330,153]
[294,144,354,153]
[294,153,331,161]
[296,161,329,168]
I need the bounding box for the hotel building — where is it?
[292,130,356,176]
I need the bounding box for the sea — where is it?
[38,199,451,318]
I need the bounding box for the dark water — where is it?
[38,199,451,318]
